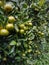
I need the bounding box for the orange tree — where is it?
[0,0,49,65]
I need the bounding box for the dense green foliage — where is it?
[0,0,49,65]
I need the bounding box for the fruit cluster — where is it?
[0,16,15,36]
[0,1,33,36]
[0,1,15,36]
[0,0,49,65]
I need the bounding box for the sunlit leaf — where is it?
[9,40,17,45]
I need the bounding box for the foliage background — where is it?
[0,0,49,65]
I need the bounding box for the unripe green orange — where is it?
[19,29,24,34]
[4,4,13,12]
[19,24,25,28]
[6,23,14,30]
[23,26,28,31]
[3,57,7,61]
[0,29,9,36]
[28,22,32,26]
[38,31,44,36]
[25,22,32,26]
[27,49,32,53]
[22,53,26,56]
[0,1,3,6]
[8,16,16,23]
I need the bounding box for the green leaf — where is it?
[9,40,17,45]
[22,3,27,8]
[9,46,15,55]
[15,24,19,32]
[15,57,21,61]
[38,0,45,7]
